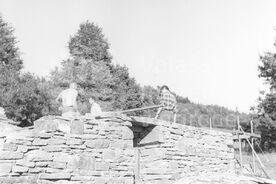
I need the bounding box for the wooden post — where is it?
[251,120,256,173]
[237,116,243,173]
[209,118,212,129]
[134,146,140,183]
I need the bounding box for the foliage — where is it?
[0,16,22,71]
[0,15,23,106]
[3,73,52,126]
[0,16,52,126]
[256,59,276,152]
[255,50,276,151]
[68,21,112,65]
[110,64,143,112]
[52,22,143,114]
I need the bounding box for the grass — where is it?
[240,152,276,179]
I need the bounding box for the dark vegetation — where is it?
[0,16,273,151]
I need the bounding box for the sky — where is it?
[0,0,276,113]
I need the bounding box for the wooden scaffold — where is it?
[233,116,270,179]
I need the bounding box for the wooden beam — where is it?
[232,130,260,139]
[118,105,163,114]
[233,134,261,140]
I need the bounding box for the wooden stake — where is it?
[134,147,140,183]
[251,120,256,173]
[237,116,243,173]
[209,118,212,129]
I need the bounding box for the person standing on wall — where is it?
[56,83,79,116]
[89,97,102,117]
[155,85,177,123]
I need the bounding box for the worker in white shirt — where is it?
[89,98,102,117]
[56,83,79,115]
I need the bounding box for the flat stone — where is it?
[40,173,71,180]
[0,151,23,160]
[140,126,165,145]
[70,120,84,134]
[103,150,116,161]
[29,167,45,173]
[110,140,133,149]
[39,133,52,139]
[37,180,54,184]
[48,162,66,169]
[67,155,95,170]
[32,138,48,146]
[3,143,18,151]
[95,162,109,171]
[12,165,29,173]
[71,175,93,181]
[16,159,35,167]
[66,138,83,145]
[85,140,109,149]
[26,150,53,161]
[47,138,66,145]
[46,168,62,173]
[130,116,160,126]
[0,139,4,150]
[42,145,63,152]
[69,145,86,149]
[30,132,52,139]
[79,170,101,176]
[0,163,12,173]
[57,120,71,133]
[120,126,133,140]
[53,152,71,163]
[34,116,59,132]
[17,145,29,153]
[0,176,38,183]
[35,162,48,167]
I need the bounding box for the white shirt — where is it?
[90,102,102,116]
[57,88,78,107]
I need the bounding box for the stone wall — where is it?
[131,117,234,183]
[0,114,234,184]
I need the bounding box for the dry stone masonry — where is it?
[0,114,235,184]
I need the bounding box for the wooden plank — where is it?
[119,105,163,114]
[233,134,260,140]
[232,131,261,139]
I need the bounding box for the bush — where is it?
[3,73,52,126]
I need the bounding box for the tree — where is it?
[110,65,143,112]
[0,16,53,126]
[256,49,276,151]
[68,21,112,65]
[0,15,23,106]
[0,16,23,71]
[141,86,160,117]
[3,73,52,126]
[52,21,144,113]
[51,57,115,112]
